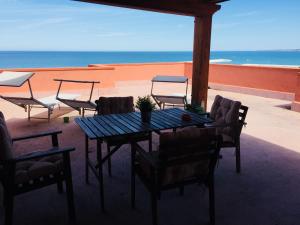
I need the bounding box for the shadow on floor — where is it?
[1,119,300,225]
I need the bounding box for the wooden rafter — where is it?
[75,0,222,16]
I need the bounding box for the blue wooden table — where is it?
[75,108,213,211]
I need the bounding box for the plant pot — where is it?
[141,110,151,123]
[63,116,70,123]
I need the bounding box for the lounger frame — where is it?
[150,75,188,109]
[0,78,55,121]
[54,79,100,117]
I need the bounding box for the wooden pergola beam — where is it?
[75,0,221,16]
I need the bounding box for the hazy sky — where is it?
[0,0,299,51]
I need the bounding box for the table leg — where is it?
[131,142,136,209]
[85,135,89,184]
[148,132,152,152]
[97,139,105,212]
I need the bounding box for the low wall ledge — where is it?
[0,66,115,72]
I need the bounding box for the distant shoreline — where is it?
[0,51,299,68]
[0,50,299,52]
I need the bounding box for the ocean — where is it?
[0,51,299,69]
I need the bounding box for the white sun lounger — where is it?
[0,71,78,121]
[54,79,100,117]
[151,75,189,109]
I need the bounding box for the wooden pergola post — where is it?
[191,15,213,110]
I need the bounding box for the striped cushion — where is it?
[156,128,216,185]
[96,96,134,115]
[159,127,216,158]
[15,154,63,184]
[210,95,241,142]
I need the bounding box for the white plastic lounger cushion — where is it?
[0,71,34,87]
[39,94,79,107]
[56,93,80,100]
[152,76,188,83]
[38,95,59,107]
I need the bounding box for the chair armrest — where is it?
[205,122,237,128]
[14,147,75,162]
[133,143,159,168]
[200,112,210,117]
[12,130,62,142]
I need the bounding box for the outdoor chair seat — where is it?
[219,133,235,145]
[132,127,221,225]
[204,95,248,173]
[136,150,210,186]
[14,154,63,184]
[0,111,76,225]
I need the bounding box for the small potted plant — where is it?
[185,103,205,114]
[135,95,156,123]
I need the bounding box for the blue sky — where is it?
[0,0,299,51]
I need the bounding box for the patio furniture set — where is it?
[0,71,248,225]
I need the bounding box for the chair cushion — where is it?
[0,112,13,160]
[15,154,63,184]
[154,128,217,185]
[159,127,216,158]
[96,96,134,115]
[209,95,241,140]
[137,150,210,186]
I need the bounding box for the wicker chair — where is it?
[131,127,221,225]
[0,112,75,225]
[95,96,152,177]
[205,95,248,173]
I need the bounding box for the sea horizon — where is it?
[0,50,299,69]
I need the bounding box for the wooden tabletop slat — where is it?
[169,108,208,123]
[94,116,119,136]
[155,110,183,125]
[75,108,213,139]
[129,112,163,130]
[106,114,137,133]
[83,117,105,137]
[152,111,177,128]
[124,112,161,131]
[87,117,110,137]
[75,118,97,139]
[158,110,184,124]
[110,114,138,133]
[116,114,149,132]
[98,115,126,135]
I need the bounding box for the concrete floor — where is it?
[1,81,300,225]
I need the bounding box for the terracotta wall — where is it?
[1,62,299,106]
[294,74,300,102]
[291,74,300,112]
[184,63,300,93]
[0,62,185,94]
